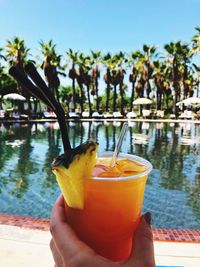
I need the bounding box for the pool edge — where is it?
[0,213,200,243]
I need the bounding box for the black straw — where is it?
[9,66,56,111]
[9,64,71,152]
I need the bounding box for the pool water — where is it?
[0,121,200,229]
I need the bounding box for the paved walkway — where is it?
[0,225,200,267]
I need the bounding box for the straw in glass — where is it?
[110,122,128,167]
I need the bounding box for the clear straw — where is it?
[110,122,128,167]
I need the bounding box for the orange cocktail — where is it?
[65,152,152,262]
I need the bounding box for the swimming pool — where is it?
[0,121,200,229]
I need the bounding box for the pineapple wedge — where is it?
[52,141,98,209]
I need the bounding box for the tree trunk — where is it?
[113,85,117,112]
[95,76,99,112]
[72,78,76,112]
[146,81,151,98]
[173,58,180,117]
[166,95,169,111]
[130,81,136,111]
[173,83,179,116]
[156,90,162,110]
[106,84,110,112]
[119,82,124,115]
[27,98,32,112]
[33,100,38,113]
[87,85,92,116]
[79,84,84,114]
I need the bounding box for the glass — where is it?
[65,152,152,261]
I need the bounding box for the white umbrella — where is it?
[3,93,26,101]
[176,97,200,106]
[183,97,200,106]
[133,98,152,105]
[176,101,183,106]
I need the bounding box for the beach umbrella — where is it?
[133,98,152,105]
[3,93,26,101]
[176,101,183,106]
[182,97,200,106]
[176,97,200,106]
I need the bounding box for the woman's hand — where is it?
[50,195,155,267]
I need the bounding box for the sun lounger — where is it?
[179,110,192,119]
[92,112,103,118]
[179,112,185,119]
[29,113,38,119]
[82,111,90,118]
[156,110,164,118]
[169,114,176,119]
[103,112,113,119]
[186,110,192,119]
[43,111,57,119]
[126,111,137,119]
[113,112,123,118]
[20,114,29,120]
[142,109,150,118]
[68,112,80,118]
[12,111,20,120]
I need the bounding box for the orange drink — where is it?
[65,152,152,261]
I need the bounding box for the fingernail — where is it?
[144,212,152,225]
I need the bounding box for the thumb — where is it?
[126,212,155,267]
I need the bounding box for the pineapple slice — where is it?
[52,141,98,209]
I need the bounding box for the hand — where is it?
[50,195,155,267]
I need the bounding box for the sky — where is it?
[0,0,200,94]
[1,0,200,55]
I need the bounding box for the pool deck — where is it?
[1,117,200,124]
[0,214,200,267]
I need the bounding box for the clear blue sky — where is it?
[1,0,200,56]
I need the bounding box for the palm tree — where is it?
[153,60,172,111]
[115,51,127,115]
[77,53,93,116]
[0,48,17,103]
[111,63,120,112]
[39,40,65,101]
[103,53,112,112]
[106,54,122,112]
[132,45,156,102]
[191,27,200,97]
[0,48,6,63]
[90,50,101,112]
[141,44,157,98]
[164,41,191,115]
[6,37,29,82]
[192,64,200,97]
[191,27,200,56]
[5,37,31,112]
[67,49,79,111]
[128,50,142,111]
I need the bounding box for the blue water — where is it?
[0,121,200,229]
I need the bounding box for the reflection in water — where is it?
[42,127,61,189]
[0,121,200,229]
